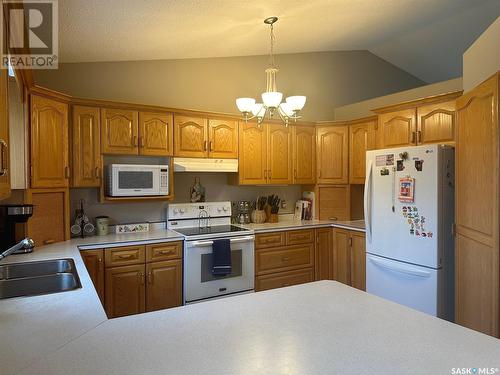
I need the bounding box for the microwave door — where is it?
[113,168,159,196]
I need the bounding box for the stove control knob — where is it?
[222,206,228,212]
[173,208,179,215]
[217,207,222,212]
[180,208,186,214]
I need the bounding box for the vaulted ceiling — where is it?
[59,0,499,83]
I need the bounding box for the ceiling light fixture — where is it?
[236,17,306,126]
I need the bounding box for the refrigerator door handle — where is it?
[364,159,373,242]
[369,256,431,278]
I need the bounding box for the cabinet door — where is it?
[105,264,146,318]
[30,95,69,188]
[377,108,416,149]
[174,115,208,157]
[350,231,366,291]
[208,119,238,159]
[293,125,316,184]
[349,120,376,184]
[333,228,350,285]
[81,249,105,305]
[315,228,333,281]
[71,106,101,187]
[139,112,173,156]
[317,126,348,184]
[455,74,499,337]
[317,185,350,221]
[101,108,138,155]
[146,259,182,312]
[26,188,69,247]
[238,122,267,184]
[0,69,10,200]
[417,100,455,144]
[268,123,292,184]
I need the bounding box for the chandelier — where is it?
[236,17,306,126]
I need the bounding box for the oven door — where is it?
[184,235,255,303]
[111,166,160,196]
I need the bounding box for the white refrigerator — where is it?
[364,144,454,321]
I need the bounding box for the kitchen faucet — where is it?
[0,238,35,261]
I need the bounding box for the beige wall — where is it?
[333,77,463,121]
[35,50,424,122]
[463,17,500,92]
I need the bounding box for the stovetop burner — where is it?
[173,225,248,237]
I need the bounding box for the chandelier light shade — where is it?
[235,17,306,126]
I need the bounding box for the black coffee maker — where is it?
[0,204,35,253]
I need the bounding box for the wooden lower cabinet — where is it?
[315,227,333,280]
[81,249,105,305]
[333,228,366,291]
[256,268,314,292]
[146,259,182,312]
[82,241,183,319]
[105,264,146,318]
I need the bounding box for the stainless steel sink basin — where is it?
[0,259,81,299]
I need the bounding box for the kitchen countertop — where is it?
[0,229,183,375]
[243,219,365,233]
[18,281,500,375]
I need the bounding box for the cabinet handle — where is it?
[349,237,353,247]
[159,250,174,255]
[0,140,7,177]
[139,136,145,147]
[132,136,138,147]
[147,271,153,284]
[417,130,422,144]
[411,131,416,144]
[268,170,271,179]
[264,170,267,179]
[282,257,291,262]
[95,166,100,179]
[98,258,103,272]
[138,272,145,285]
[43,239,55,245]
[329,217,338,221]
[209,141,213,151]
[117,254,134,259]
[294,169,297,179]
[318,170,322,178]
[204,140,208,151]
[64,166,70,179]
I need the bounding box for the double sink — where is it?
[0,259,81,299]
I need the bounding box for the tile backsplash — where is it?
[70,172,302,225]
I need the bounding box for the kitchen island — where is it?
[17,281,500,374]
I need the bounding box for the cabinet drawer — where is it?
[105,245,145,267]
[286,229,314,245]
[146,241,182,262]
[255,232,285,249]
[256,268,314,292]
[256,243,314,275]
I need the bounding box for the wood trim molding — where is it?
[371,90,463,114]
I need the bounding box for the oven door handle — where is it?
[188,235,255,248]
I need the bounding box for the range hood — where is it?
[173,158,238,172]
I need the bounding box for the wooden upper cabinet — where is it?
[105,264,146,318]
[238,122,267,185]
[267,124,292,184]
[139,112,173,156]
[377,108,416,149]
[350,231,366,291]
[71,106,101,187]
[455,73,499,337]
[208,119,238,158]
[0,69,10,200]
[81,249,105,305]
[317,185,350,221]
[174,115,208,158]
[349,119,376,184]
[30,95,69,188]
[146,259,182,312]
[417,100,456,144]
[293,125,316,184]
[101,108,138,155]
[317,125,348,184]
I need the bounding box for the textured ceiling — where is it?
[58,0,500,82]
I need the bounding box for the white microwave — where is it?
[106,164,169,197]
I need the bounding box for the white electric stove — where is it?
[167,202,255,304]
